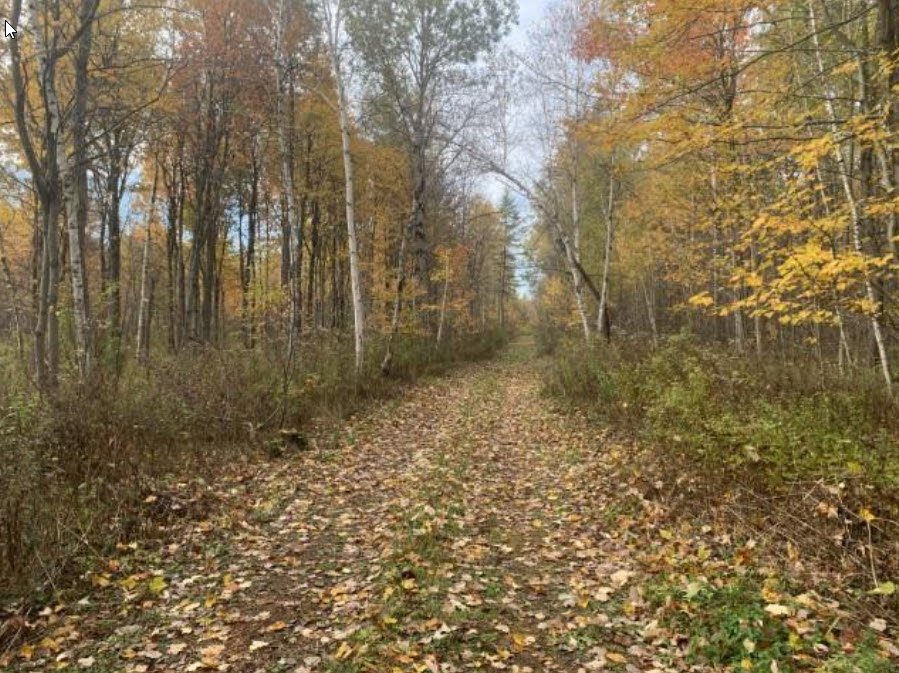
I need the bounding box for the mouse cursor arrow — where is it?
[5,20,16,39]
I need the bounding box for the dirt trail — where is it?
[10,338,872,673]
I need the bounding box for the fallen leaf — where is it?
[147,576,167,595]
[610,570,633,587]
[764,604,791,617]
[334,642,353,660]
[869,581,896,597]
[869,618,888,633]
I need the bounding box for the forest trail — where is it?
[10,339,682,672]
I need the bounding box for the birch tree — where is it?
[6,0,100,388]
[58,0,101,380]
[318,0,365,373]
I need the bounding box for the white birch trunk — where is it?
[136,223,152,362]
[49,4,95,381]
[325,0,365,373]
[569,179,591,342]
[809,1,892,393]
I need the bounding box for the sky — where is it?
[471,1,553,298]
[479,0,553,203]
[478,0,555,201]
[496,0,555,297]
[513,0,553,44]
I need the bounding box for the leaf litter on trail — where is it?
[2,358,896,672]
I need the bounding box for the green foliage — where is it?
[541,338,618,403]
[656,576,792,672]
[820,640,897,673]
[647,574,894,673]
[542,333,899,489]
[534,318,562,356]
[381,329,509,382]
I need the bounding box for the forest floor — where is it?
[4,337,896,673]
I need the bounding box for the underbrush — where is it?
[544,332,899,489]
[0,329,508,604]
[542,332,899,619]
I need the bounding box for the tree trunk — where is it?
[106,169,123,346]
[499,244,507,330]
[879,0,899,192]
[810,0,893,393]
[10,0,61,390]
[136,225,153,362]
[597,174,615,343]
[569,179,591,342]
[136,168,158,362]
[242,143,259,348]
[327,9,365,372]
[57,0,99,381]
[381,226,409,375]
[411,138,429,290]
[308,200,321,329]
[165,160,185,353]
[436,253,450,345]
[642,275,659,348]
[275,3,301,344]
[39,200,61,390]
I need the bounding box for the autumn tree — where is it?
[531,0,899,389]
[345,0,515,370]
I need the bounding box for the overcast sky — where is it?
[479,0,555,199]
[514,0,553,41]
[492,0,556,297]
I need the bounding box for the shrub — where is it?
[0,329,509,603]
[542,332,899,489]
[542,331,899,624]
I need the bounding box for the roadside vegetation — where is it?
[541,329,899,671]
[522,0,899,662]
[543,332,899,492]
[0,330,508,603]
[0,0,521,608]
